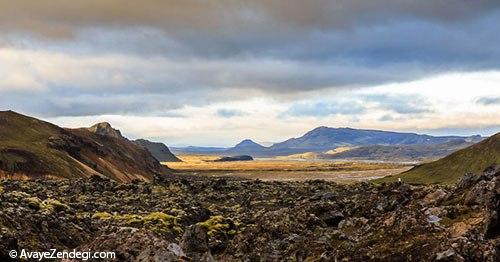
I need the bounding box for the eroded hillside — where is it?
[0,111,166,182]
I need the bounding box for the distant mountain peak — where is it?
[88,122,123,139]
[309,126,330,132]
[234,139,265,148]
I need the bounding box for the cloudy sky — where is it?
[1,0,499,146]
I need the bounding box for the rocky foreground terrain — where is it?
[0,166,499,261]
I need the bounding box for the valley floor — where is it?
[0,167,498,261]
[166,155,411,183]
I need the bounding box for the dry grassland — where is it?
[164,155,411,183]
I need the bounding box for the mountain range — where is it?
[271,126,482,149]
[321,140,476,162]
[0,111,167,182]
[1,110,494,182]
[172,126,484,160]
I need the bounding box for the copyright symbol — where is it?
[8,250,17,258]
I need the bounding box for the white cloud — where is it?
[43,71,500,147]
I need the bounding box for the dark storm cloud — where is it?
[1,0,499,37]
[0,92,193,117]
[1,1,500,117]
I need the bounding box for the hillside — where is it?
[134,139,182,162]
[380,133,500,184]
[0,111,167,182]
[324,140,474,162]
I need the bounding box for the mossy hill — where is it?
[380,133,499,184]
[0,111,167,182]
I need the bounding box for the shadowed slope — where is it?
[134,139,182,162]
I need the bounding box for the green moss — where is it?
[7,191,31,201]
[151,185,167,194]
[118,214,143,225]
[168,184,183,193]
[92,211,182,234]
[197,215,231,237]
[92,212,113,220]
[377,134,500,185]
[143,211,175,222]
[25,197,43,210]
[0,111,89,178]
[41,199,69,212]
[142,212,181,234]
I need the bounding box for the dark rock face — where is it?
[213,155,253,162]
[134,139,182,162]
[180,225,213,261]
[70,228,186,262]
[0,167,499,261]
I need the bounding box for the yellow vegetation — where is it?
[197,215,231,237]
[92,212,113,220]
[325,147,352,155]
[92,211,183,234]
[164,154,409,182]
[167,154,401,172]
[42,199,69,212]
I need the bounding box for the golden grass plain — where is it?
[164,155,412,183]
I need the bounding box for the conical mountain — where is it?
[225,139,266,155]
[233,139,266,150]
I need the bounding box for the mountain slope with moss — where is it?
[380,132,500,184]
[0,111,167,182]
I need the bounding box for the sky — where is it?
[0,0,499,147]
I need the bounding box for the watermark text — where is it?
[9,249,116,261]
